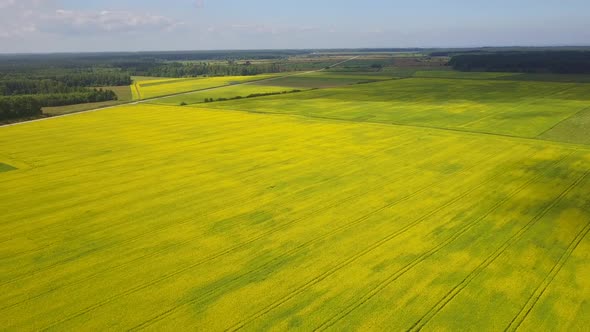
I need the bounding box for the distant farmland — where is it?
[152,85,305,106]
[1,70,590,330]
[201,76,590,144]
[131,74,282,100]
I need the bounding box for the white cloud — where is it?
[0,0,56,11]
[0,0,183,40]
[208,23,323,36]
[0,23,37,39]
[43,9,184,33]
[0,1,48,39]
[229,24,278,34]
[0,0,16,8]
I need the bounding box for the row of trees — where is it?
[0,72,131,95]
[121,62,286,78]
[46,72,132,87]
[201,89,303,104]
[450,51,590,73]
[34,89,117,107]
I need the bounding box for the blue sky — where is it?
[1,0,589,53]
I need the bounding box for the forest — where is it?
[120,61,286,77]
[0,89,116,120]
[449,51,590,73]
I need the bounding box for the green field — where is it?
[252,72,394,89]
[538,108,590,145]
[41,100,127,116]
[413,70,516,79]
[301,72,395,80]
[107,85,133,101]
[200,78,590,142]
[413,70,590,83]
[495,73,590,83]
[2,71,590,330]
[151,85,304,106]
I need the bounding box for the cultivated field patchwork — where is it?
[250,71,393,88]
[132,74,282,100]
[1,103,589,330]
[201,77,590,142]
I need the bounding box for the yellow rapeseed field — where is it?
[132,75,282,100]
[1,104,589,330]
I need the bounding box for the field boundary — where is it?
[536,106,590,138]
[143,88,308,107]
[186,104,590,152]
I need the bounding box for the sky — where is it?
[0,0,589,53]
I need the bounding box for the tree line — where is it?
[0,69,128,120]
[44,72,132,87]
[32,89,117,107]
[449,51,590,74]
[0,79,74,95]
[201,89,303,104]
[0,72,131,94]
[1,72,130,95]
[0,89,116,121]
[119,61,286,78]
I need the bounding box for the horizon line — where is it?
[2,45,590,56]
